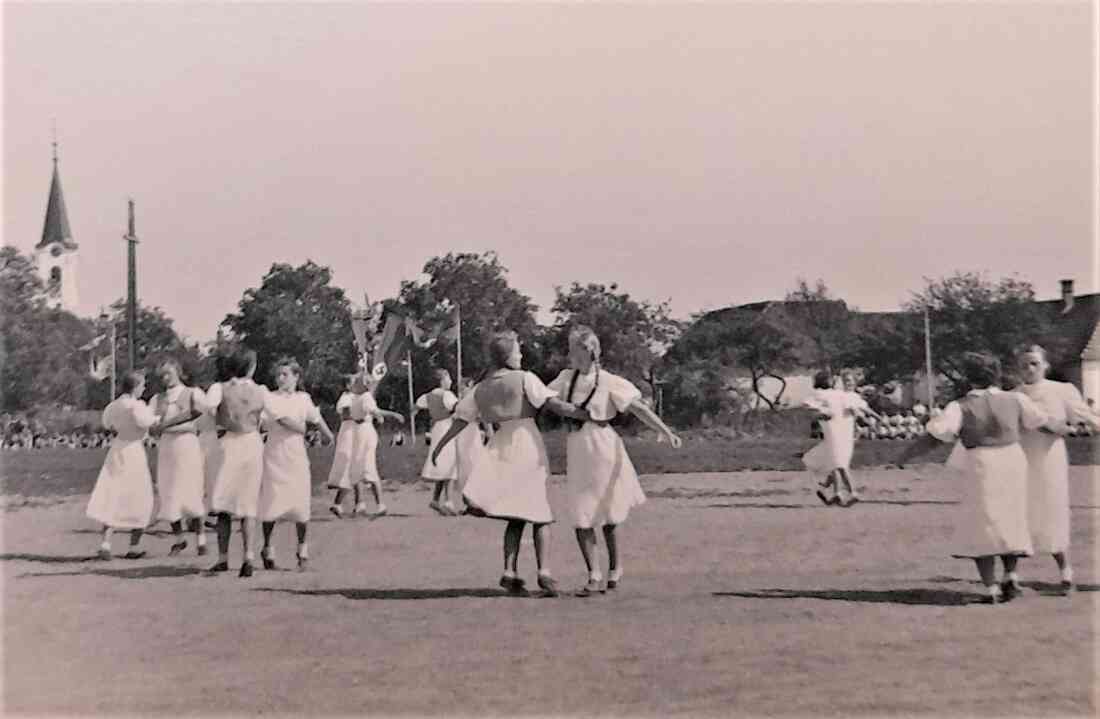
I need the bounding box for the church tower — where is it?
[34,140,80,312]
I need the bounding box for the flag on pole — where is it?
[79,334,107,352]
[377,311,413,374]
[89,355,112,381]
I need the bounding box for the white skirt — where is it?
[802,418,856,474]
[454,422,486,500]
[327,420,381,489]
[462,418,553,524]
[421,418,458,481]
[1021,432,1070,554]
[950,444,1034,559]
[210,432,264,518]
[86,439,154,530]
[258,431,311,523]
[199,430,223,508]
[565,423,645,528]
[155,432,206,522]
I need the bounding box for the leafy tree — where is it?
[548,282,680,393]
[100,299,210,401]
[222,261,357,408]
[784,278,852,375]
[904,272,1062,396]
[664,308,800,421]
[1,246,97,410]
[389,252,540,407]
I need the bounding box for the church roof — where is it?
[37,157,76,250]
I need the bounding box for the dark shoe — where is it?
[816,489,838,506]
[499,576,527,595]
[239,561,254,578]
[576,579,605,597]
[329,505,343,519]
[1061,580,1075,596]
[196,545,208,556]
[1001,579,1023,602]
[537,574,560,597]
[261,553,277,571]
[606,577,619,591]
[96,548,112,561]
[123,550,146,560]
[296,555,309,572]
[208,561,229,573]
[168,541,188,556]
[204,519,218,530]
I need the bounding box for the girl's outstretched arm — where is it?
[626,400,682,448]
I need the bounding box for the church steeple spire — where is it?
[38,134,76,250]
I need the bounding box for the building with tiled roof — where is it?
[1037,280,1100,403]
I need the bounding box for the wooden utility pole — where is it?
[124,199,139,371]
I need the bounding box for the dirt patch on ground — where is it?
[3,466,1097,716]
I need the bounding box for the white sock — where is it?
[589,571,603,582]
[538,568,553,578]
[244,550,255,562]
[1005,571,1019,584]
[1061,566,1074,583]
[196,532,206,546]
[502,569,516,579]
[99,541,110,552]
[609,568,623,581]
[298,544,308,559]
[262,546,274,558]
[219,552,229,563]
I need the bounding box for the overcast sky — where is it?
[4,2,1095,342]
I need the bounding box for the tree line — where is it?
[1,246,1067,429]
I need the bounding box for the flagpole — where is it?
[110,321,117,399]
[924,307,934,408]
[406,349,416,445]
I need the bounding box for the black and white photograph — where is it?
[2,1,1097,716]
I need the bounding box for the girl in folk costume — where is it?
[548,326,682,596]
[415,368,461,515]
[149,358,207,556]
[258,358,334,572]
[1016,345,1100,594]
[206,349,269,578]
[194,353,232,528]
[801,370,881,506]
[432,331,586,597]
[925,352,1056,604]
[327,373,404,518]
[87,371,156,560]
[453,377,487,508]
[327,374,370,516]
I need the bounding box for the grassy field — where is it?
[1,446,1097,716]
[3,432,1097,502]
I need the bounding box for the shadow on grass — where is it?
[1,552,101,564]
[18,564,205,580]
[649,488,794,500]
[714,587,980,606]
[1022,581,1099,596]
[861,500,957,506]
[701,503,811,510]
[255,586,524,600]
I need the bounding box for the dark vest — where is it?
[216,381,265,433]
[958,392,1021,449]
[474,371,539,423]
[426,390,453,422]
